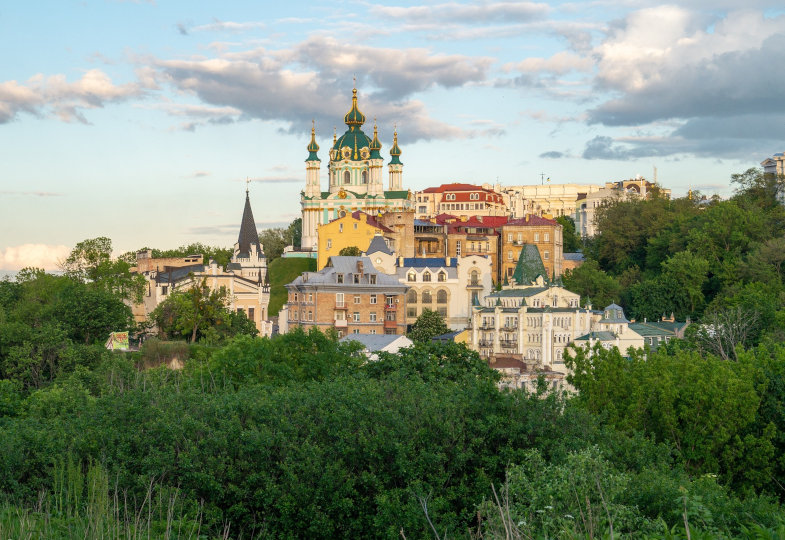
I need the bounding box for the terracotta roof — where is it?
[505,215,559,227]
[422,182,492,193]
[490,357,528,371]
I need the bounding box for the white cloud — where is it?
[371,2,550,24]
[0,69,142,124]
[0,244,71,272]
[507,52,594,74]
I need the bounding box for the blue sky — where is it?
[2,0,784,271]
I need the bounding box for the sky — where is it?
[2,0,784,272]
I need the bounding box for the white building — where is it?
[366,234,493,330]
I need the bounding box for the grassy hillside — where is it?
[268,256,316,316]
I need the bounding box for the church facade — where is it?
[300,88,413,251]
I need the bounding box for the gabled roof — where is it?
[512,244,547,285]
[237,192,263,257]
[154,264,204,284]
[366,234,392,255]
[487,286,548,298]
[575,331,617,341]
[505,215,559,227]
[600,303,629,323]
[340,334,412,352]
[563,252,585,261]
[422,183,496,193]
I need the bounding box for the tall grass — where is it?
[0,456,212,539]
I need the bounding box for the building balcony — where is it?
[334,302,347,310]
[478,339,494,348]
[502,324,518,331]
[479,323,495,330]
[334,319,348,328]
[467,281,483,289]
[384,304,397,311]
[383,319,398,329]
[500,340,518,349]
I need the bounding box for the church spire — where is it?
[343,87,366,129]
[237,189,263,257]
[389,127,402,165]
[306,119,320,161]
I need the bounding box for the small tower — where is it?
[388,128,403,191]
[304,120,321,198]
[233,188,267,284]
[368,119,384,197]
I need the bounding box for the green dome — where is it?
[343,88,365,127]
[369,122,382,159]
[389,129,402,165]
[306,121,320,162]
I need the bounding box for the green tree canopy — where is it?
[408,308,450,343]
[338,246,361,256]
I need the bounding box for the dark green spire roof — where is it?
[306,120,320,162]
[370,121,382,159]
[512,244,547,285]
[237,191,263,257]
[389,129,402,165]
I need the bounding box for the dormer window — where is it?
[423,271,431,282]
[407,272,416,282]
[337,273,344,284]
[438,271,446,282]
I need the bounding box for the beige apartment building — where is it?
[282,256,408,337]
[499,215,562,281]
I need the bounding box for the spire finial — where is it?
[333,126,337,144]
[246,176,250,195]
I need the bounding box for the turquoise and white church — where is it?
[300,88,413,251]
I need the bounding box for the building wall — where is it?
[377,210,416,257]
[446,233,500,283]
[489,183,604,219]
[316,213,389,270]
[499,220,563,279]
[286,287,407,337]
[414,184,506,219]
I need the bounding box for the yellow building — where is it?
[316,211,393,270]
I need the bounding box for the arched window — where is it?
[437,289,447,304]
[422,290,432,304]
[423,271,431,282]
[407,272,416,282]
[343,170,351,184]
[362,170,368,184]
[437,271,446,282]
[470,270,479,286]
[407,289,417,304]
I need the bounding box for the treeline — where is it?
[564,169,785,347]
[1,330,784,538]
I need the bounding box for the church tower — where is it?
[302,121,321,250]
[232,188,268,286]
[388,129,403,191]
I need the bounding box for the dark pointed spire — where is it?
[237,191,263,257]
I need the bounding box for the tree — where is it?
[556,215,581,252]
[53,280,134,344]
[259,228,289,261]
[660,251,710,314]
[408,309,449,343]
[562,260,621,308]
[338,246,361,256]
[287,218,302,248]
[151,278,232,342]
[149,243,233,268]
[60,237,146,303]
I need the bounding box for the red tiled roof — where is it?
[326,211,393,233]
[490,357,528,371]
[505,215,559,227]
[422,182,495,194]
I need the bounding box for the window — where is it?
[353,312,360,322]
[354,223,358,230]
[438,271,446,282]
[336,292,344,306]
[327,239,332,249]
[237,307,244,314]
[456,241,462,256]
[308,293,313,302]
[337,273,344,284]
[407,307,417,317]
[248,307,255,321]
[362,170,368,184]
[507,233,512,242]
[370,294,377,304]
[517,233,522,242]
[544,251,550,260]
[508,251,513,261]
[370,329,377,334]
[407,272,416,282]
[423,271,431,282]
[353,329,360,334]
[307,310,312,321]
[384,328,397,335]
[534,233,540,242]
[343,170,350,184]
[385,310,396,321]
[437,290,447,304]
[354,295,361,304]
[407,289,417,304]
[370,312,377,322]
[293,293,298,302]
[470,270,479,286]
[353,274,360,284]
[338,330,344,338]
[470,192,479,200]
[422,291,432,304]
[339,224,343,233]
[544,233,549,242]
[437,307,447,316]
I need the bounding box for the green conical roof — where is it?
[306,121,320,161]
[512,244,547,286]
[369,121,382,159]
[389,129,402,165]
